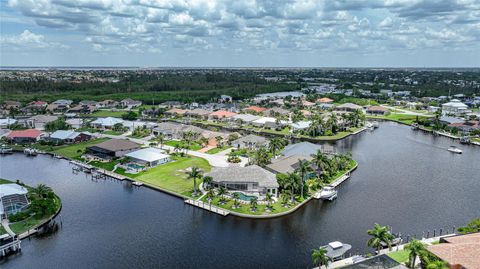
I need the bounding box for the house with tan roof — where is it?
[209,110,237,120]
[426,233,480,269]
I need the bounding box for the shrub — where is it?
[8,211,31,222]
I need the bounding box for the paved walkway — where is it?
[1,219,15,236]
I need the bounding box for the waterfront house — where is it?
[243,106,267,114]
[231,114,261,124]
[125,147,170,167]
[26,115,58,130]
[87,139,141,159]
[21,101,48,113]
[335,103,363,112]
[266,155,314,174]
[205,165,279,198]
[439,116,464,125]
[0,184,29,220]
[291,121,312,131]
[152,122,203,140]
[68,104,97,114]
[252,116,286,128]
[209,110,237,120]
[185,108,212,120]
[231,134,269,150]
[426,233,480,269]
[0,118,17,129]
[263,107,291,117]
[65,118,84,129]
[96,100,119,108]
[442,99,470,116]
[120,98,142,109]
[90,117,124,130]
[366,106,389,115]
[282,141,323,157]
[6,129,44,144]
[49,130,92,144]
[317,97,334,103]
[165,108,188,117]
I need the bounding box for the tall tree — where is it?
[186,166,202,196]
[367,223,395,253]
[404,239,426,269]
[296,159,312,198]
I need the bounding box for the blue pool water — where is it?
[232,192,256,201]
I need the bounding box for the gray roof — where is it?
[50,130,80,140]
[336,103,363,110]
[232,114,261,122]
[89,139,140,152]
[186,108,212,116]
[266,155,313,174]
[282,142,322,157]
[232,134,268,145]
[440,116,464,124]
[205,165,278,188]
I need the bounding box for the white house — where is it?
[125,148,170,167]
[0,118,17,129]
[442,99,470,116]
[91,117,124,129]
[291,121,311,131]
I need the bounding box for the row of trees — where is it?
[312,223,452,268]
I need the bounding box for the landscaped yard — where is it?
[387,249,410,264]
[103,130,125,135]
[134,156,211,197]
[205,146,231,154]
[84,110,125,118]
[367,113,431,125]
[164,140,203,151]
[51,138,110,159]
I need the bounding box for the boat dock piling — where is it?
[184,199,229,216]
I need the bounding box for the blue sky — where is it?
[1,0,479,67]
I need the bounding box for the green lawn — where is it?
[84,110,125,118]
[9,218,42,234]
[0,178,13,184]
[103,130,125,135]
[51,138,110,159]
[0,226,6,235]
[200,194,302,216]
[164,140,202,151]
[134,156,211,197]
[387,249,410,264]
[367,113,431,125]
[205,146,231,154]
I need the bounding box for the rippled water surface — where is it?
[1,122,479,268]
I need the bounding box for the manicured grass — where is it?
[9,217,41,234]
[0,178,13,184]
[134,156,211,197]
[51,138,110,159]
[387,249,410,264]
[200,194,301,216]
[85,110,125,118]
[0,226,6,235]
[205,146,231,154]
[164,140,202,151]
[103,130,125,135]
[367,113,431,125]
[89,160,119,171]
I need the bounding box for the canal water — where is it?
[1,122,479,268]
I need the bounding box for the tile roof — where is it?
[209,110,237,118]
[244,106,267,113]
[427,233,480,269]
[7,129,43,139]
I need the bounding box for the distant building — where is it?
[335,103,363,112]
[7,129,44,144]
[282,142,323,157]
[209,110,237,120]
[219,95,232,103]
[442,99,469,116]
[120,98,142,109]
[87,139,140,159]
[243,106,267,114]
[366,106,389,115]
[26,115,58,130]
[0,118,17,129]
[90,117,124,130]
[125,148,170,167]
[266,155,314,174]
[231,134,269,150]
[49,130,92,144]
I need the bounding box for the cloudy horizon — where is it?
[1,0,480,67]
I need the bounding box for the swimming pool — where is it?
[126,163,144,170]
[231,192,256,202]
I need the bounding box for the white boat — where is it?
[0,144,13,154]
[132,181,143,186]
[323,241,352,261]
[319,186,338,201]
[365,122,373,129]
[23,148,38,156]
[447,146,462,154]
[411,123,419,130]
[372,121,379,128]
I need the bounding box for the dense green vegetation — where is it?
[1,71,299,103]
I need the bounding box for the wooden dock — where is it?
[185,199,229,216]
[330,173,351,188]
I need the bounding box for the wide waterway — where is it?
[1,122,479,268]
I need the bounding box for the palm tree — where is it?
[280,193,290,207]
[187,166,202,196]
[218,186,227,204]
[264,192,273,211]
[232,192,241,209]
[202,176,213,190]
[268,138,285,158]
[157,133,165,149]
[252,147,270,167]
[367,223,395,253]
[311,247,332,268]
[296,159,312,198]
[404,239,426,268]
[215,136,223,147]
[206,189,215,205]
[33,184,52,199]
[250,196,258,212]
[312,150,330,181]
[284,172,300,203]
